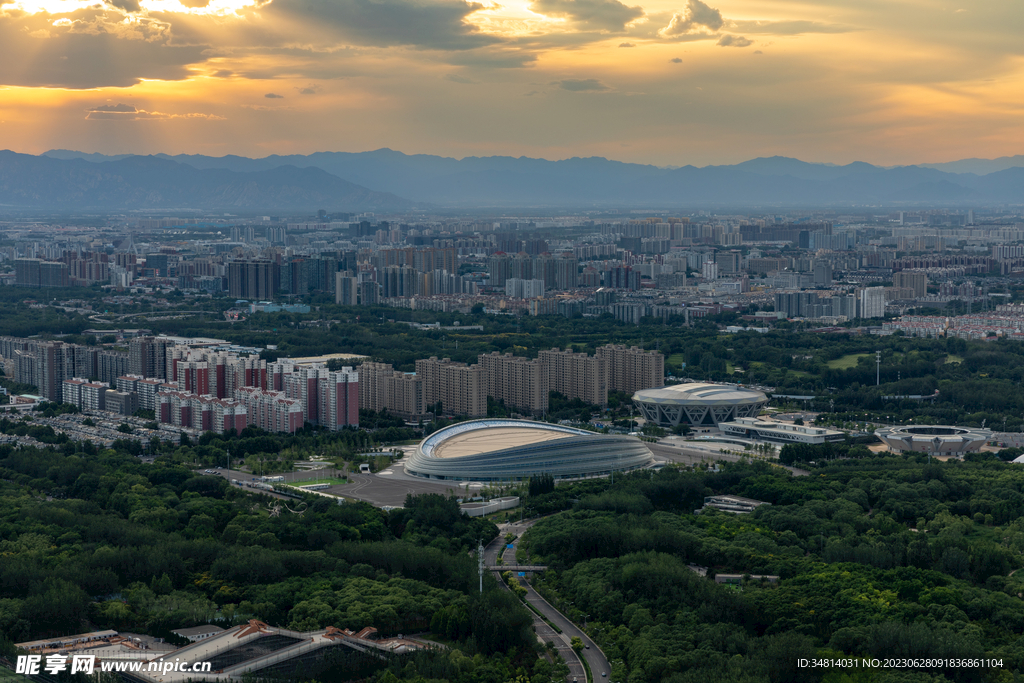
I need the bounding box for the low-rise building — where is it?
[718,417,846,444]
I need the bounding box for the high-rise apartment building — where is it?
[416,357,487,417]
[893,271,928,298]
[813,261,833,287]
[357,361,424,419]
[539,348,607,406]
[97,350,129,385]
[596,345,664,395]
[858,287,887,319]
[129,336,173,379]
[228,260,280,299]
[358,362,393,412]
[478,352,548,415]
[336,273,358,306]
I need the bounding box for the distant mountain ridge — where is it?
[26,149,1024,209]
[0,151,416,211]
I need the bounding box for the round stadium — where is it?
[405,419,656,481]
[875,425,992,457]
[632,382,768,428]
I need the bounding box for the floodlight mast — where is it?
[478,539,484,593]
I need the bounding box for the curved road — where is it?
[486,521,611,683]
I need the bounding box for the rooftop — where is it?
[432,426,572,459]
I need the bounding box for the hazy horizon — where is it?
[11,147,1024,172]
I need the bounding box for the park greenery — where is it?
[518,458,1024,683]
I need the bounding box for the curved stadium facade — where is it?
[405,419,656,481]
[633,382,768,428]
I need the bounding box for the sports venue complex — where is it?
[632,382,769,428]
[405,419,656,481]
[875,425,992,457]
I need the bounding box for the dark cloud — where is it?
[618,42,635,47]
[263,0,499,51]
[753,49,763,54]
[557,78,609,91]
[444,73,475,83]
[670,57,682,62]
[265,92,285,98]
[528,0,643,31]
[298,86,318,94]
[717,34,752,47]
[659,0,723,37]
[212,70,234,78]
[0,11,206,88]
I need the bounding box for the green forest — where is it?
[4,430,1024,682]
[520,459,1024,683]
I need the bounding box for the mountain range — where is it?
[0,151,414,212]
[0,148,1019,211]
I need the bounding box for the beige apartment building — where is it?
[596,344,665,395]
[358,361,393,412]
[539,348,607,406]
[416,357,487,418]
[892,270,928,298]
[478,352,548,415]
[358,360,425,420]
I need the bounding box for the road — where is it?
[487,521,611,683]
[325,460,462,507]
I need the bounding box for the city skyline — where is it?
[0,0,1021,166]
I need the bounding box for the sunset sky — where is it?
[0,0,1021,166]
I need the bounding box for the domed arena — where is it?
[632,382,768,428]
[405,419,656,481]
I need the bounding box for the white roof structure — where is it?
[408,419,655,481]
[633,382,768,427]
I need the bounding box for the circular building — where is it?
[875,425,992,457]
[632,382,768,428]
[406,419,655,481]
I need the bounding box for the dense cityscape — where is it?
[1,197,1024,683]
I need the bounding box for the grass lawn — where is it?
[667,353,686,369]
[827,353,870,369]
[944,354,964,364]
[725,362,735,374]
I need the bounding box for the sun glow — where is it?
[6,0,260,17]
[468,0,570,37]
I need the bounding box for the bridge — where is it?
[487,565,548,572]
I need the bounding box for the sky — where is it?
[0,0,1021,166]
